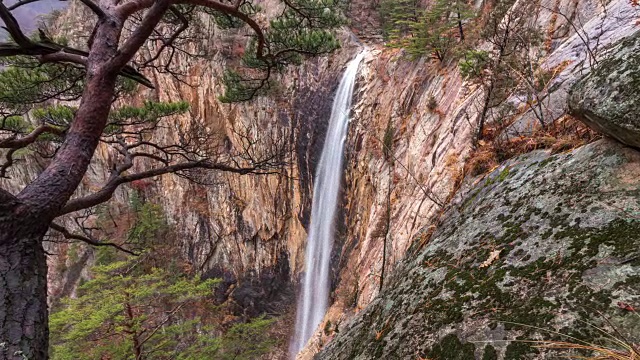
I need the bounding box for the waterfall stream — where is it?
[290,52,365,358]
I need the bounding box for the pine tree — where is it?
[49,199,278,360]
[49,260,219,360]
[459,0,544,143]
[379,0,421,41]
[0,0,344,356]
[379,0,475,61]
[49,257,278,360]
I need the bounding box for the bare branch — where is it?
[50,222,139,255]
[59,159,278,216]
[116,0,155,18]
[0,1,33,47]
[6,0,41,11]
[539,3,599,66]
[178,0,266,58]
[39,51,89,66]
[112,0,171,67]
[141,5,189,66]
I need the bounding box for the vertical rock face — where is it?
[314,1,640,358]
[0,0,360,310]
[308,0,640,356]
[142,44,372,299]
[3,0,640,357]
[346,0,383,41]
[296,45,483,357]
[317,139,640,360]
[569,32,640,148]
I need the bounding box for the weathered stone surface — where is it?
[569,31,640,148]
[3,0,639,358]
[508,0,640,136]
[309,1,640,356]
[318,139,640,360]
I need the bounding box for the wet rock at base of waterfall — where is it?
[316,139,640,360]
[569,31,640,148]
[203,253,295,318]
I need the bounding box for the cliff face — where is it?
[320,137,640,359]
[316,1,640,357]
[307,0,640,356]
[3,0,640,357]
[0,0,358,325]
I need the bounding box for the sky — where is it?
[1,0,66,40]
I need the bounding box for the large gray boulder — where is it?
[569,32,640,148]
[318,139,640,359]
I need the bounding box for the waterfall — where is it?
[290,51,365,358]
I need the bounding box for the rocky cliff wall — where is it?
[300,0,639,355]
[2,0,639,357]
[320,137,640,359]
[315,1,640,357]
[0,0,358,321]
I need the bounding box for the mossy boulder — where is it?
[317,139,640,359]
[569,31,640,148]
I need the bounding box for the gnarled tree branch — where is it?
[49,222,138,255]
[178,0,267,58]
[0,1,154,88]
[112,0,171,68]
[59,159,278,216]
[0,124,65,149]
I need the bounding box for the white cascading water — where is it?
[290,51,365,358]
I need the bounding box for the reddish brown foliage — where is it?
[466,115,599,177]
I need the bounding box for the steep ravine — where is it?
[3,0,639,358]
[305,1,640,357]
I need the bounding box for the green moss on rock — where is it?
[428,334,476,360]
[482,345,498,360]
[318,140,640,360]
[569,32,640,148]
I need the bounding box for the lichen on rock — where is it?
[569,31,640,148]
[317,139,640,360]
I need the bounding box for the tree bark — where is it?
[0,202,49,360]
[476,82,494,145]
[0,20,121,356]
[17,70,118,214]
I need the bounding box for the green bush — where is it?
[49,260,220,360]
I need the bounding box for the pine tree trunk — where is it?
[0,203,50,360]
[0,16,126,360]
[476,86,493,145]
[457,12,464,41]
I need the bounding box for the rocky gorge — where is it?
[1,0,639,358]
